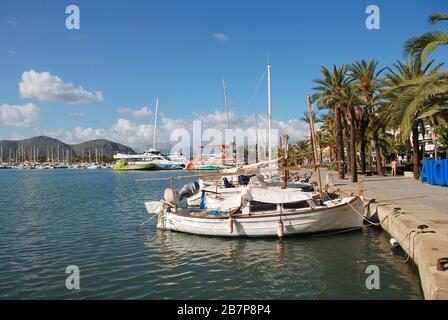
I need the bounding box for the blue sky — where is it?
[0,0,447,149]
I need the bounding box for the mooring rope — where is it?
[136,213,158,229]
[324,192,387,227]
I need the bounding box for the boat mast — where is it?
[223,80,229,130]
[267,64,272,163]
[152,98,159,150]
[223,80,235,164]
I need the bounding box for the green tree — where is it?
[313,65,350,179]
[405,13,448,63]
[349,59,385,173]
[381,58,443,179]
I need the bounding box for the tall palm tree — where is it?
[369,108,386,175]
[349,59,385,173]
[405,13,448,63]
[313,65,350,179]
[382,58,443,179]
[340,84,360,182]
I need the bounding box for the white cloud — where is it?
[117,106,153,118]
[0,103,39,127]
[213,32,230,42]
[44,111,309,152]
[19,70,104,104]
[7,48,15,56]
[193,110,236,123]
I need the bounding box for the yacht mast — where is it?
[152,98,159,150]
[267,64,272,162]
[223,80,235,163]
[223,80,229,130]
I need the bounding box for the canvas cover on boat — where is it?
[247,187,313,204]
[207,187,315,213]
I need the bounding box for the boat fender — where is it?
[228,217,234,234]
[389,238,400,248]
[277,220,284,239]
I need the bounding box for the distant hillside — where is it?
[0,136,135,160]
[72,139,135,157]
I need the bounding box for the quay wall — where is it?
[371,201,448,299]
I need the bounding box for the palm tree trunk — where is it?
[360,126,367,173]
[350,108,358,182]
[335,107,345,179]
[373,131,384,176]
[412,122,420,180]
[345,125,351,174]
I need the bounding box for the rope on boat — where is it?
[136,214,158,229]
[336,193,437,264]
[325,191,401,227]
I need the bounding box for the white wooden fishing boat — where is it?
[145,187,364,238]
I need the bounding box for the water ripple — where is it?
[0,170,423,299]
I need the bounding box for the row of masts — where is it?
[0,145,107,164]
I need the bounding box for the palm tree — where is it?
[349,59,385,173]
[313,65,350,179]
[300,110,322,165]
[340,84,360,182]
[318,119,338,163]
[382,58,443,179]
[369,109,386,175]
[405,13,448,63]
[315,129,332,163]
[288,139,311,165]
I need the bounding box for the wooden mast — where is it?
[307,94,323,201]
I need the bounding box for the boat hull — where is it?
[113,162,157,171]
[153,196,364,237]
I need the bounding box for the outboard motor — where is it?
[223,177,235,188]
[238,174,255,186]
[179,181,200,201]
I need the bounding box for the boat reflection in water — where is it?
[143,228,423,299]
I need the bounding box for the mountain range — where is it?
[0,136,135,160]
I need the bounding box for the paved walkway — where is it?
[318,170,448,217]
[314,169,448,299]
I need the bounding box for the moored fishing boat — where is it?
[144,187,364,237]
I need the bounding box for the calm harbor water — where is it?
[0,169,423,299]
